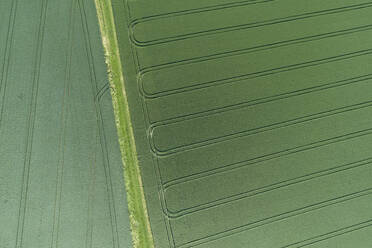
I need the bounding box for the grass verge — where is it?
[94,1,154,247]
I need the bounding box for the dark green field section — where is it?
[0,0,131,247]
[111,0,372,247]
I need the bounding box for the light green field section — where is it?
[109,0,372,247]
[0,0,132,247]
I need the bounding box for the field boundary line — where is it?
[94,1,155,247]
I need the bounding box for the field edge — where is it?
[94,1,154,247]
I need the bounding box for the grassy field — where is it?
[0,0,132,247]
[93,0,372,247]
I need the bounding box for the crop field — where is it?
[3,0,372,248]
[0,0,131,247]
[107,0,372,247]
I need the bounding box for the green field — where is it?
[0,0,132,247]
[3,0,372,248]
[107,0,372,247]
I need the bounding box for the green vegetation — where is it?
[95,0,372,247]
[94,1,154,248]
[0,0,132,247]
